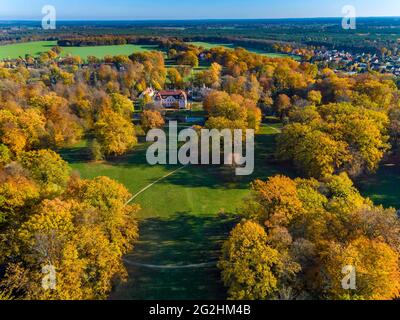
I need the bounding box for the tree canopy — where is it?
[219,174,400,300]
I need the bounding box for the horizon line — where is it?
[1,16,400,22]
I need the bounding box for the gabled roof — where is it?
[158,90,186,96]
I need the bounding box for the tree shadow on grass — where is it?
[357,164,400,209]
[60,131,296,190]
[59,146,92,163]
[110,212,238,300]
[161,133,296,189]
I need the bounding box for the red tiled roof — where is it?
[157,90,186,96]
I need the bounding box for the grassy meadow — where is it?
[0,41,159,60]
[0,40,298,61]
[188,41,301,60]
[3,39,399,299]
[167,41,300,79]
[187,42,236,50]
[59,123,291,299]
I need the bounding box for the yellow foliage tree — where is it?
[94,109,137,156]
[320,237,400,300]
[141,110,165,133]
[247,175,303,227]
[219,220,299,300]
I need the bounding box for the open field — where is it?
[0,40,299,61]
[187,42,235,50]
[61,123,286,219]
[188,41,301,60]
[0,41,159,60]
[59,123,291,299]
[0,41,57,59]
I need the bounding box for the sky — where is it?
[1,0,400,20]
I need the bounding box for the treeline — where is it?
[58,36,129,47]
[56,34,305,58]
[57,36,180,47]
[186,43,400,179]
[4,18,400,55]
[162,42,400,181]
[275,70,400,179]
[0,49,169,178]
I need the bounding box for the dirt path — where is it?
[125,165,187,204]
[266,124,282,133]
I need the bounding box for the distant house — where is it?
[154,90,188,109]
[199,53,208,61]
[139,87,156,99]
[188,85,212,101]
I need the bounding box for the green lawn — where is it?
[59,123,290,299]
[0,41,159,60]
[57,118,400,299]
[0,41,56,59]
[1,40,300,61]
[187,42,235,50]
[59,121,400,299]
[188,41,301,60]
[357,164,400,209]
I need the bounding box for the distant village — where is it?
[311,49,400,76]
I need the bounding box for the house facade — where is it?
[154,90,188,109]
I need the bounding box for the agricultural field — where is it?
[187,41,235,50]
[0,41,159,60]
[182,41,299,60]
[0,40,299,61]
[188,41,301,60]
[59,123,290,299]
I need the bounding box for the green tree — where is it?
[278,103,390,178]
[19,149,71,197]
[167,68,184,88]
[110,93,134,118]
[90,139,104,161]
[307,90,322,105]
[0,144,11,167]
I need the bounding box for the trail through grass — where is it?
[60,123,289,299]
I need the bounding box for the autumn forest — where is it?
[1,16,400,302]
